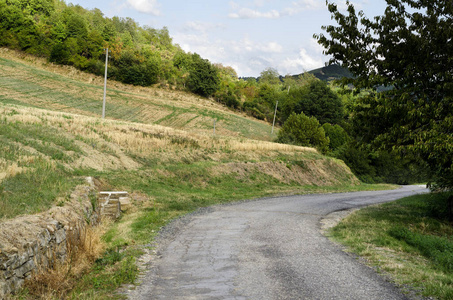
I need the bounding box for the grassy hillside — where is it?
[0,102,361,219]
[0,48,368,221]
[0,48,275,141]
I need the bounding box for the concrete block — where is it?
[119,197,132,211]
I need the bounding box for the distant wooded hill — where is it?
[241,64,353,83]
[305,64,353,82]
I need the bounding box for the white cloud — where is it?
[229,0,324,19]
[309,37,325,55]
[281,0,324,15]
[126,0,161,15]
[172,32,287,76]
[184,21,226,33]
[229,8,280,19]
[280,48,323,74]
[259,41,283,53]
[334,0,367,12]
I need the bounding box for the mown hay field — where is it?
[0,48,276,141]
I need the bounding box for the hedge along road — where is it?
[130,185,428,300]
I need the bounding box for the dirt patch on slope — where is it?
[212,160,359,186]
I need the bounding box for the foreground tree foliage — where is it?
[315,0,453,190]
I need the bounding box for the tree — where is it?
[315,0,453,190]
[214,64,241,109]
[259,67,281,85]
[322,123,349,151]
[66,14,88,39]
[280,80,344,124]
[295,80,344,125]
[277,112,329,153]
[187,53,219,97]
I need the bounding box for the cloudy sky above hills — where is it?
[69,0,387,77]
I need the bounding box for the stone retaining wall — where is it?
[0,177,98,298]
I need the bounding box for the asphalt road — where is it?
[130,185,428,300]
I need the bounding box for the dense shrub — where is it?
[242,100,273,121]
[215,89,241,109]
[322,123,350,151]
[335,142,429,184]
[334,142,375,183]
[277,112,329,153]
[280,80,344,125]
[187,54,219,97]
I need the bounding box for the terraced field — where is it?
[0,48,276,141]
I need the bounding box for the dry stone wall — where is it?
[0,177,99,298]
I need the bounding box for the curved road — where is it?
[131,185,428,300]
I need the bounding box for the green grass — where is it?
[329,193,453,299]
[0,116,85,219]
[68,250,139,300]
[0,119,81,162]
[99,163,393,247]
[0,161,81,218]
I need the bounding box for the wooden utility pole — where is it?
[102,48,108,119]
[271,86,290,134]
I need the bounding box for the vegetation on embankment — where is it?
[0,102,361,220]
[328,193,453,300]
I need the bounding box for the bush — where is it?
[215,89,241,109]
[187,53,219,97]
[112,51,160,86]
[49,42,70,64]
[281,80,344,124]
[322,123,350,151]
[334,142,376,183]
[335,142,429,184]
[277,112,329,153]
[242,100,271,121]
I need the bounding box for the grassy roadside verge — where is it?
[13,172,391,299]
[327,192,453,299]
[64,170,392,300]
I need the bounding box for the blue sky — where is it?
[68,0,388,77]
